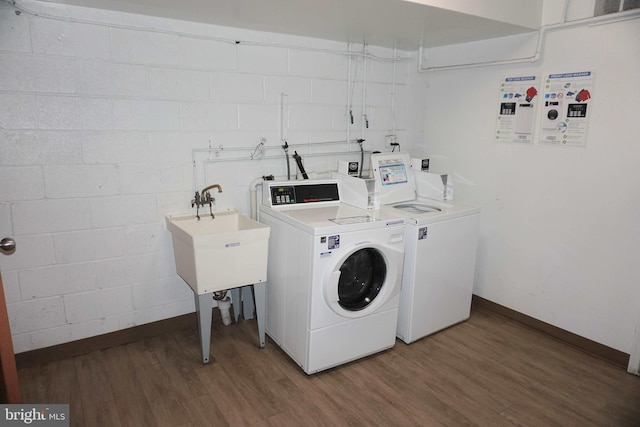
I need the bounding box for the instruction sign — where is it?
[539,71,594,147]
[496,75,539,143]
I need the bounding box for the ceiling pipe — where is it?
[5,0,410,61]
[418,4,640,72]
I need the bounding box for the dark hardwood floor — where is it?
[18,307,640,426]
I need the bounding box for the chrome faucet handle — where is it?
[202,191,215,218]
[191,191,201,207]
[192,191,202,220]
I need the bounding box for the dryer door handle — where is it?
[324,270,341,303]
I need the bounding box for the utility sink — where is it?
[166,210,270,295]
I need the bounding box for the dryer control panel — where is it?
[264,181,340,207]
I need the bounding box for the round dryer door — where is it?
[324,243,403,318]
[337,248,386,311]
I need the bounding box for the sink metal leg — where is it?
[194,286,264,362]
[230,288,241,322]
[230,286,255,321]
[242,286,255,319]
[195,292,214,364]
[253,282,266,349]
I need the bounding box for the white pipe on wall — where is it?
[361,44,368,141]
[418,6,640,72]
[280,93,288,144]
[629,311,640,375]
[390,47,397,138]
[6,0,411,62]
[347,43,352,150]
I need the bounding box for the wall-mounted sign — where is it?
[539,71,594,147]
[496,75,539,143]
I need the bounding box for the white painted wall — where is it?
[1,0,636,360]
[0,0,417,352]
[422,16,640,353]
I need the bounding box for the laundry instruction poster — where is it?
[496,75,539,143]
[539,71,594,147]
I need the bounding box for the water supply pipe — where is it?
[418,4,640,72]
[361,43,368,141]
[249,175,274,220]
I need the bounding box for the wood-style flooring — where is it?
[18,307,640,426]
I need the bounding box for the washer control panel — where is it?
[264,180,340,207]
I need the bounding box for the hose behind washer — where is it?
[357,139,365,178]
[282,141,290,180]
[292,151,309,179]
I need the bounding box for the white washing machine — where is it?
[370,152,480,344]
[259,179,405,374]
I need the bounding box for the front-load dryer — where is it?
[370,152,480,344]
[259,179,405,374]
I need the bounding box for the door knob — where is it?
[0,237,16,254]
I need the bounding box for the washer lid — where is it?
[393,202,442,214]
[371,152,416,205]
[329,215,377,225]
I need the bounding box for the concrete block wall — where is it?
[0,0,417,352]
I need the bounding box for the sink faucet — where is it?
[191,184,222,220]
[201,184,222,195]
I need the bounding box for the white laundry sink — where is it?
[166,210,270,295]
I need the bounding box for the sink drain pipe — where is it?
[213,291,232,326]
[217,296,232,326]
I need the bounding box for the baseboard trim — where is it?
[15,298,630,370]
[15,313,197,370]
[472,295,629,368]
